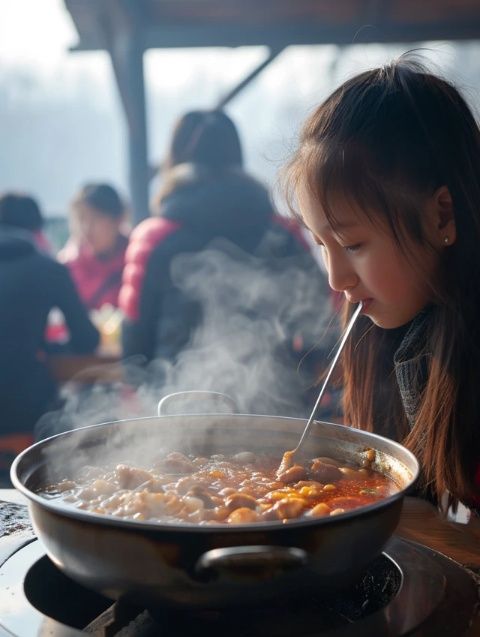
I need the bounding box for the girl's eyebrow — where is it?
[319,220,361,233]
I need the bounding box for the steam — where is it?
[151,240,333,415]
[35,239,337,482]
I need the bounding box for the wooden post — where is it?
[107,24,149,225]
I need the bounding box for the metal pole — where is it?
[215,47,284,110]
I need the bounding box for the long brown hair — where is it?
[285,56,480,506]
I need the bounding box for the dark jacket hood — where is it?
[0,227,37,262]
[158,165,273,241]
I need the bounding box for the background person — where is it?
[120,109,335,416]
[0,192,99,483]
[0,192,52,253]
[60,183,129,311]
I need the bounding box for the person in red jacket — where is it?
[60,183,129,310]
[119,110,335,418]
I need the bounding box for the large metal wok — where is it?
[11,392,419,609]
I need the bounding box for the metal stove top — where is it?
[0,534,478,637]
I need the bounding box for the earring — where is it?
[443,236,449,245]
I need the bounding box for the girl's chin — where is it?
[368,311,416,330]
[359,300,419,329]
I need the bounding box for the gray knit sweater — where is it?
[393,309,431,427]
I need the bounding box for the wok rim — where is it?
[11,413,419,534]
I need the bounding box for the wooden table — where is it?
[47,351,123,384]
[397,497,480,636]
[397,497,480,570]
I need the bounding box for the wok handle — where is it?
[194,545,308,583]
[157,391,238,416]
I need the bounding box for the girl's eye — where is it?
[343,243,362,253]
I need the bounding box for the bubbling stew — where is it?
[41,449,399,525]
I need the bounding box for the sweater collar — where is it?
[393,306,433,427]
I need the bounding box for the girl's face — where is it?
[71,203,123,256]
[300,191,443,329]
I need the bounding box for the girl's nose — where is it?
[326,252,358,292]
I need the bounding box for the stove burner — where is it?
[0,537,478,636]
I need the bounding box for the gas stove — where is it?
[0,502,478,636]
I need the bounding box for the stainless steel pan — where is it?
[11,392,419,609]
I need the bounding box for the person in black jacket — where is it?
[120,110,334,416]
[0,193,99,479]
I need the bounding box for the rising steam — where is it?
[35,238,337,479]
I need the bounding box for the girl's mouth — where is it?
[360,298,373,313]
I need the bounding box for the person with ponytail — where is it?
[120,110,333,416]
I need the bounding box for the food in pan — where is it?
[41,448,399,525]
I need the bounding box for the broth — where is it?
[41,448,399,525]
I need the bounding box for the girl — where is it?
[285,56,480,514]
[60,183,129,311]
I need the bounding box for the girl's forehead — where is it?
[72,202,96,217]
[298,186,368,234]
[73,202,110,220]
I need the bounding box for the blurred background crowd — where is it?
[1,0,480,484]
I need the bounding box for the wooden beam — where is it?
[65,0,480,51]
[215,47,284,109]
[140,20,480,49]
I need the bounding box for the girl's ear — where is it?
[426,185,456,248]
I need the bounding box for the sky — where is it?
[0,0,75,68]
[0,0,479,218]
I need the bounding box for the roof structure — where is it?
[64,0,480,222]
[66,0,480,50]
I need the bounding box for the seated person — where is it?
[119,110,335,417]
[0,192,99,483]
[59,183,129,310]
[0,191,52,253]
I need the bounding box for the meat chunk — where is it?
[161,452,195,474]
[275,450,295,479]
[115,465,153,489]
[268,497,306,520]
[225,492,257,511]
[227,508,260,524]
[276,464,307,484]
[309,459,343,483]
